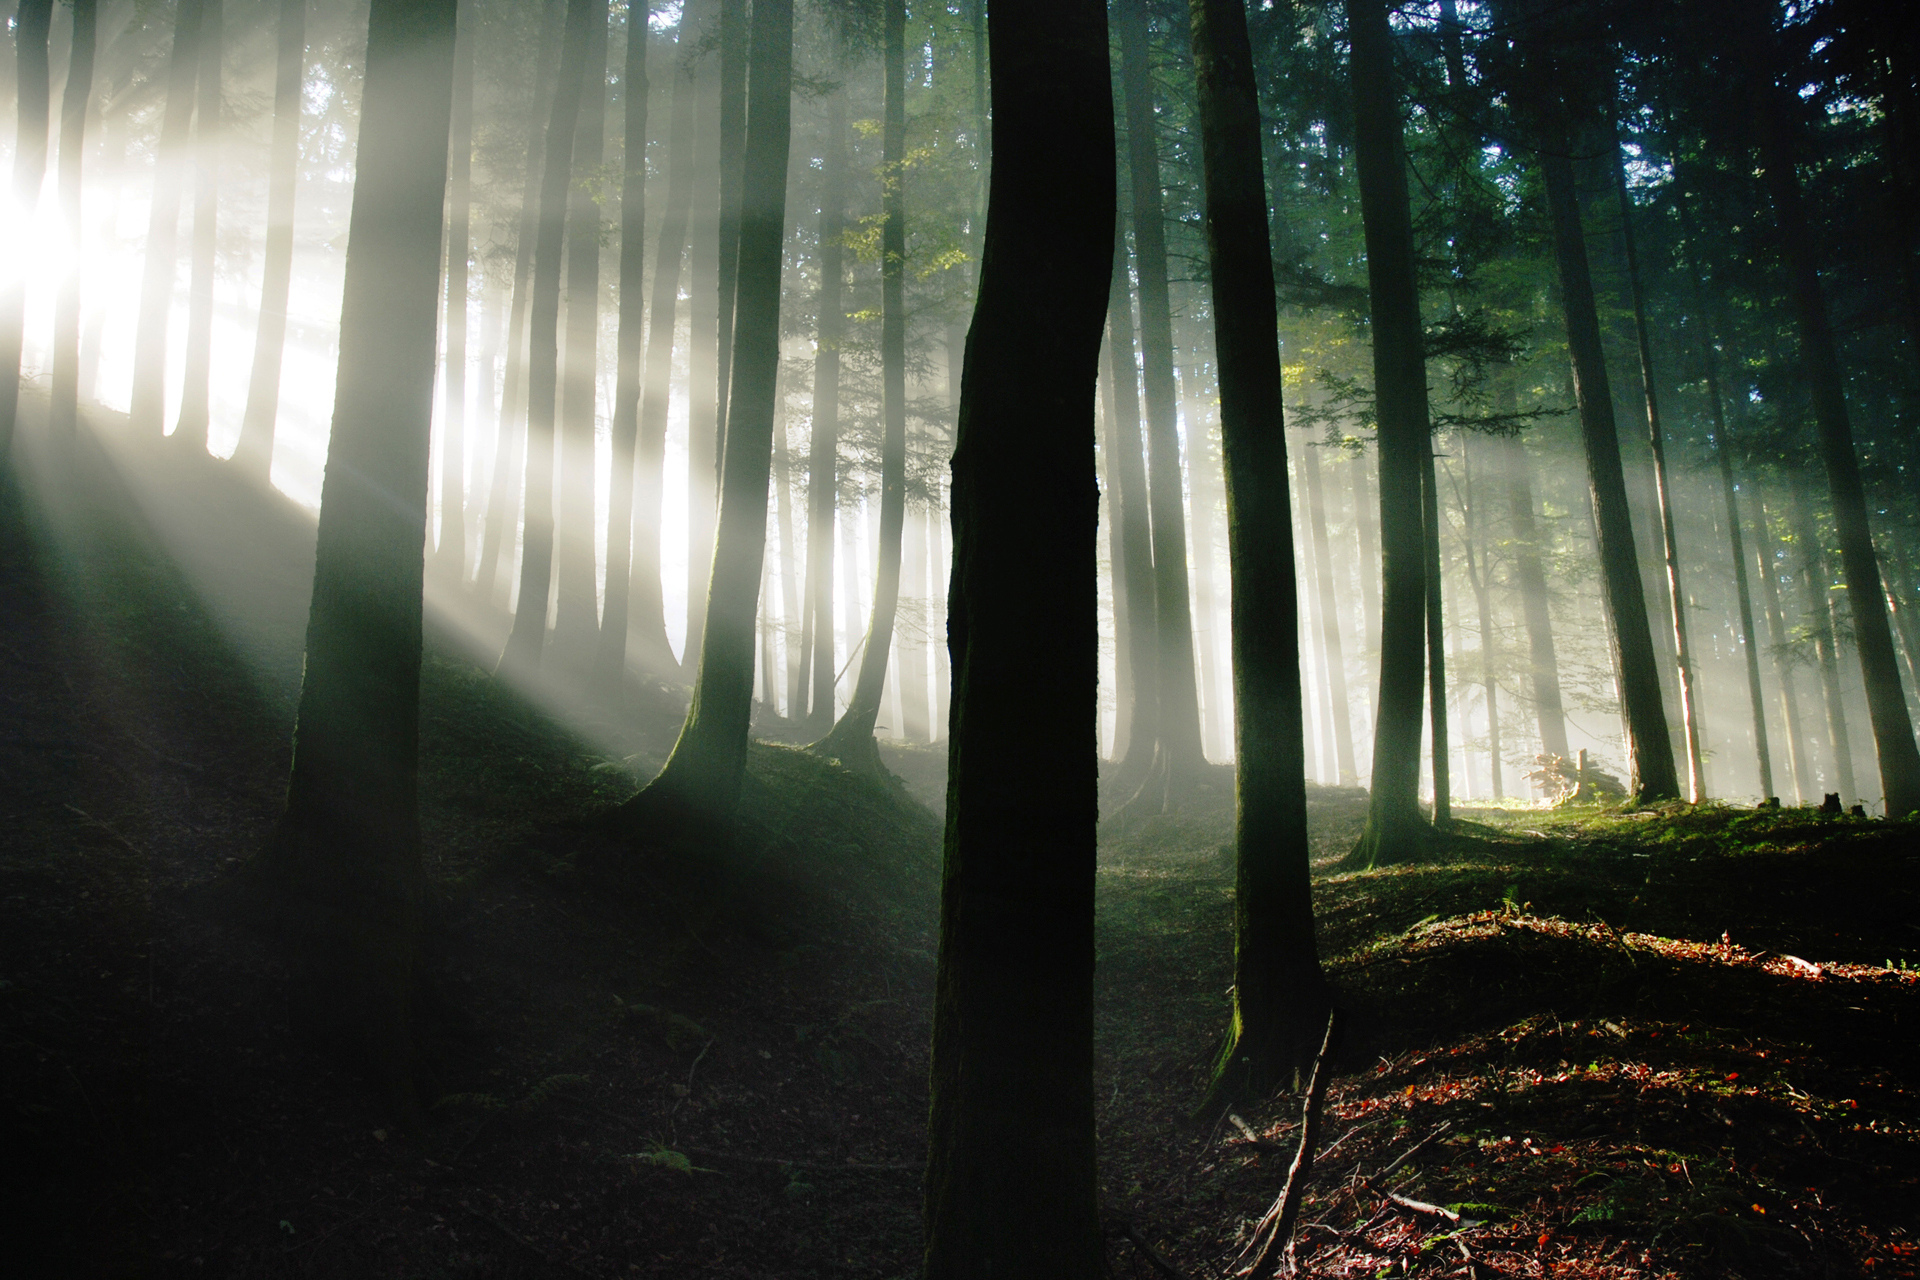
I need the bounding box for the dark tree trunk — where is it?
[606,0,791,831]
[499,0,598,675]
[433,7,476,577]
[1614,133,1703,800]
[1759,83,1920,817]
[802,90,846,733]
[923,2,1110,1270]
[1789,475,1859,803]
[1104,212,1159,774]
[1344,0,1430,867]
[265,0,456,1121]
[47,0,95,436]
[172,0,222,452]
[1538,146,1679,803]
[816,0,908,775]
[233,0,305,479]
[552,1,608,666]
[127,0,201,437]
[1116,0,1205,798]
[1187,0,1328,1109]
[591,3,649,691]
[475,0,565,600]
[1755,493,1812,802]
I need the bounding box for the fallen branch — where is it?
[1240,1007,1343,1278]
[1122,1221,1191,1280]
[1378,1189,1461,1223]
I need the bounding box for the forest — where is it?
[1,0,1915,1275]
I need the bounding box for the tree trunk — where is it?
[591,2,648,691]
[1499,423,1568,770]
[47,0,95,436]
[432,7,476,576]
[266,0,456,1122]
[802,89,846,733]
[1759,82,1920,817]
[683,4,725,677]
[711,0,746,470]
[1351,450,1380,666]
[1104,211,1159,774]
[172,0,222,452]
[1458,443,1502,799]
[1187,0,1328,1108]
[901,510,930,742]
[552,1,608,666]
[1538,146,1679,803]
[1299,419,1356,783]
[1789,474,1859,803]
[127,0,201,437]
[774,418,804,717]
[815,0,908,775]
[1100,354,1133,755]
[923,3,1109,1271]
[2,0,52,455]
[475,0,565,601]
[499,0,598,675]
[1705,348,1773,799]
[607,0,790,831]
[1422,446,1450,822]
[1345,0,1431,867]
[233,0,305,479]
[1187,387,1222,759]
[1116,0,1205,795]
[1754,493,1812,803]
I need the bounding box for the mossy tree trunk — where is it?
[922,1,1111,1273]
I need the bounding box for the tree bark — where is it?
[47,0,95,437]
[802,89,846,733]
[923,3,1110,1271]
[1344,0,1431,867]
[1105,211,1159,774]
[172,0,221,452]
[1187,0,1328,1109]
[606,0,791,831]
[266,0,456,1122]
[233,0,305,479]
[591,2,650,691]
[127,0,201,437]
[499,0,598,675]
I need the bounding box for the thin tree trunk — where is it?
[1105,211,1158,773]
[476,0,565,600]
[126,0,200,437]
[802,89,846,732]
[3,3,54,454]
[774,419,804,717]
[1422,445,1450,821]
[591,1,648,691]
[815,0,908,774]
[1759,80,1920,816]
[1457,445,1502,799]
[47,0,95,436]
[1188,0,1327,1107]
[1500,423,1568,767]
[433,6,476,575]
[500,0,598,674]
[1188,393,1222,760]
[1789,474,1858,802]
[267,0,456,1121]
[172,0,221,452]
[233,0,304,479]
[1345,0,1431,867]
[1100,356,1133,756]
[901,510,930,742]
[923,2,1110,1270]
[710,0,746,471]
[1538,144,1680,802]
[683,6,725,675]
[1351,449,1380,664]
[1300,420,1355,783]
[552,0,608,664]
[606,0,791,829]
[1755,492,1812,802]
[1706,351,1773,799]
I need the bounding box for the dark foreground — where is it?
[2,411,1915,1278]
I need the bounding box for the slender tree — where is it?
[128,0,203,437]
[233,0,306,480]
[1755,492,1812,802]
[47,0,96,437]
[265,0,457,1118]
[801,88,847,733]
[434,4,477,575]
[173,0,223,452]
[1421,442,1449,823]
[1104,212,1159,774]
[1,0,53,455]
[923,1,1111,1270]
[1299,426,1355,783]
[1788,474,1858,802]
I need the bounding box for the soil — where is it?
[2,410,1915,1279]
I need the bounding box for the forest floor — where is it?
[2,407,1916,1280]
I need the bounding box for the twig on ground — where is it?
[1123,1221,1191,1280]
[686,1038,715,1095]
[1377,1189,1463,1223]
[1240,1007,1343,1278]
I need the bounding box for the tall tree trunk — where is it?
[802,90,846,732]
[1759,81,1920,816]
[710,0,746,469]
[2,0,53,456]
[1300,422,1356,783]
[1538,146,1679,802]
[127,0,200,437]
[923,3,1109,1271]
[476,0,565,600]
[774,419,804,716]
[815,0,908,774]
[433,6,476,575]
[592,1,649,690]
[606,0,790,831]
[901,510,930,742]
[1755,492,1812,802]
[1458,444,1502,799]
[233,0,304,479]
[1499,422,1568,767]
[683,5,725,676]
[552,0,608,665]
[172,0,222,452]
[47,0,95,436]
[1188,0,1327,1108]
[1422,446,1450,822]
[1706,351,1774,799]
[1614,132,1703,800]
[1789,474,1859,802]
[1100,354,1133,755]
[1105,211,1158,774]
[1345,0,1431,867]
[1187,389,1222,759]
[499,0,597,674]
[266,0,456,1121]
[1116,0,1205,796]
